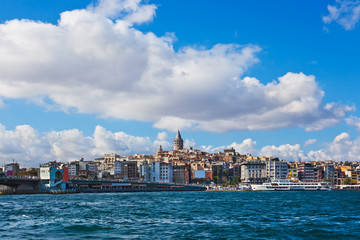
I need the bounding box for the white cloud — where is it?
[183,139,197,150]
[91,125,158,156]
[88,0,157,24]
[345,116,360,130]
[1,122,360,168]
[0,124,169,167]
[155,73,353,132]
[260,144,306,162]
[250,132,360,162]
[0,0,353,133]
[304,138,317,147]
[200,132,360,162]
[156,131,168,141]
[229,138,258,155]
[196,138,258,155]
[154,131,172,149]
[308,132,360,161]
[153,117,198,132]
[0,98,4,108]
[46,129,93,162]
[323,0,360,30]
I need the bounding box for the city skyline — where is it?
[0,0,360,167]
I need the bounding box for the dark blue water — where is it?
[1,191,360,239]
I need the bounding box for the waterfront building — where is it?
[211,163,223,183]
[298,163,314,182]
[87,162,98,177]
[334,168,345,185]
[94,153,121,173]
[173,165,189,184]
[223,147,236,163]
[124,161,138,180]
[114,161,139,180]
[174,130,184,151]
[314,167,324,182]
[287,164,299,180]
[139,161,151,182]
[324,164,335,184]
[205,171,213,182]
[150,161,173,183]
[230,163,241,179]
[351,169,360,184]
[114,161,123,177]
[192,170,207,184]
[39,161,65,190]
[240,161,267,184]
[265,158,288,180]
[79,158,87,171]
[5,162,20,175]
[224,147,236,156]
[68,162,79,179]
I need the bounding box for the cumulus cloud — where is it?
[323,0,360,30]
[345,116,360,130]
[229,138,258,155]
[156,131,168,141]
[0,124,169,167]
[224,132,360,162]
[154,131,172,149]
[197,132,360,162]
[0,0,353,133]
[154,73,353,132]
[308,132,360,161]
[153,117,198,132]
[1,122,360,167]
[88,0,157,24]
[191,137,306,161]
[197,138,258,155]
[304,139,317,147]
[260,144,306,162]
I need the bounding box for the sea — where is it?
[1,191,360,239]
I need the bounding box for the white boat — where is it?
[251,180,331,191]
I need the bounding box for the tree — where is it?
[213,176,220,184]
[343,178,351,185]
[231,176,240,185]
[344,162,351,166]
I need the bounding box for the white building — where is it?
[266,159,288,180]
[68,162,79,178]
[140,162,151,182]
[240,161,267,184]
[150,161,173,183]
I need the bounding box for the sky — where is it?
[0,0,360,167]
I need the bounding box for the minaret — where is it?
[173,130,183,150]
[155,145,163,161]
[157,145,163,154]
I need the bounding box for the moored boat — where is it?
[251,180,331,191]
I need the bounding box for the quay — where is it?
[0,176,205,195]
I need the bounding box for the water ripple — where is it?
[1,191,360,239]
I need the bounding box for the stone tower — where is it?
[173,130,184,151]
[157,145,163,154]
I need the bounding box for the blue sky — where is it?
[0,0,360,167]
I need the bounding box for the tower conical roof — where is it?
[175,129,182,139]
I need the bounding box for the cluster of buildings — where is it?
[1,131,360,188]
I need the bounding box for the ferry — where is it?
[251,180,331,191]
